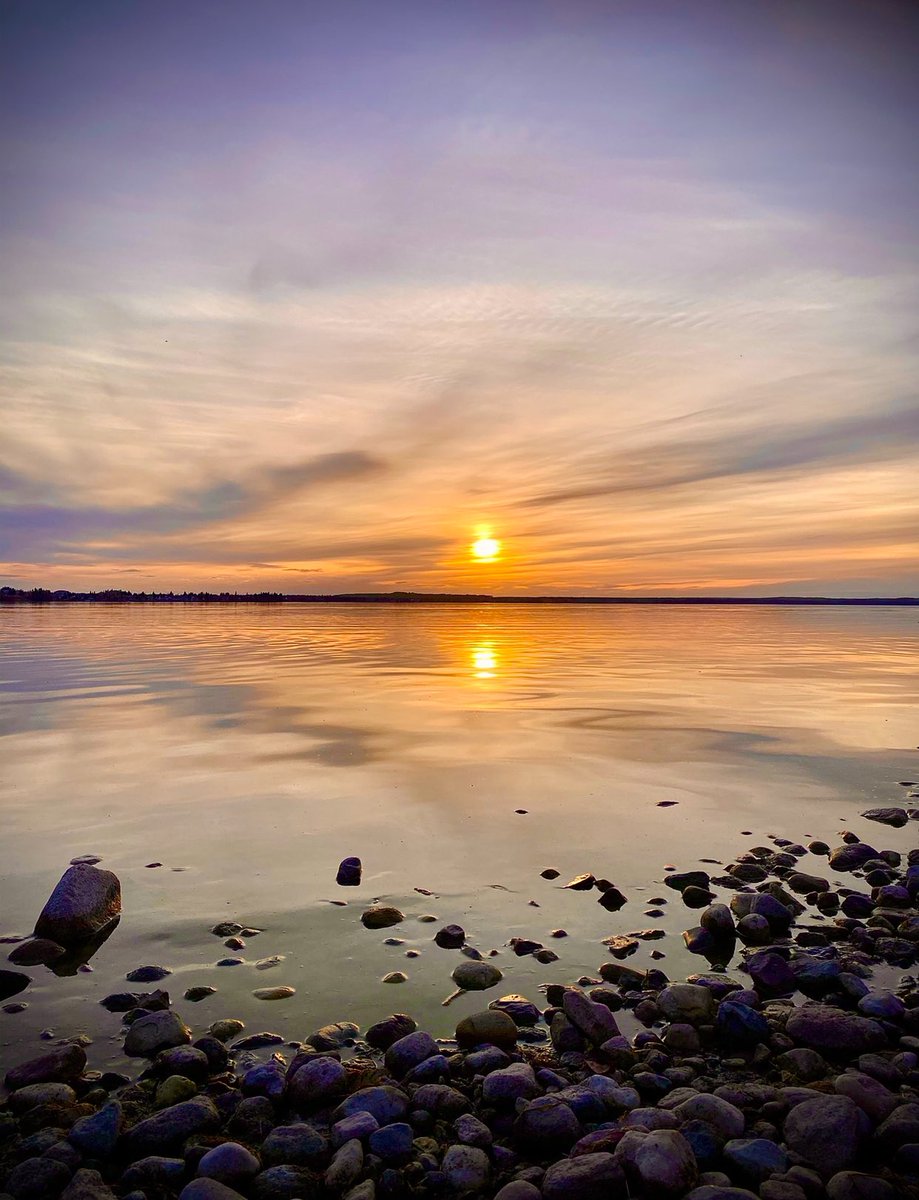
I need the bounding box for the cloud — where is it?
[0,450,386,560]
[519,399,919,509]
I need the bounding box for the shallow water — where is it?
[0,603,917,1074]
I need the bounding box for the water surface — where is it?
[1,603,916,1072]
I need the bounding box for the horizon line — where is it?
[2,586,917,607]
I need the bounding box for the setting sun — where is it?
[471,536,501,562]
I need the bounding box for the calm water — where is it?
[1,603,917,1074]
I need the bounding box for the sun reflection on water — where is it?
[471,643,498,679]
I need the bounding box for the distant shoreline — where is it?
[2,588,917,607]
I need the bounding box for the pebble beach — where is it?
[2,804,919,1200]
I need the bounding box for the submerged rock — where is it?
[34,864,121,946]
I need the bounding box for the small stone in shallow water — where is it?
[216,957,244,966]
[185,986,217,1002]
[657,801,679,807]
[452,961,503,990]
[145,862,162,868]
[126,964,172,983]
[362,905,405,929]
[541,868,560,879]
[253,986,296,1001]
[211,922,243,937]
[383,971,408,983]
[254,955,285,970]
[564,873,596,890]
[435,924,466,949]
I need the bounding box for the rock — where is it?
[834,1072,898,1123]
[455,1009,518,1050]
[563,989,620,1045]
[34,865,121,946]
[287,1060,350,1104]
[334,1086,409,1127]
[482,1063,541,1105]
[366,1014,416,1049]
[597,886,628,912]
[775,1047,829,1081]
[156,1075,197,1106]
[385,1030,438,1077]
[786,1006,887,1056]
[722,1138,788,1184]
[7,938,66,966]
[337,857,362,885]
[197,1143,261,1186]
[825,1173,898,1200]
[621,1129,697,1196]
[126,964,172,982]
[665,871,711,892]
[435,925,466,949]
[858,992,905,1021]
[542,1152,626,1200]
[451,961,502,990]
[828,843,878,872]
[261,1124,327,1166]
[60,1168,118,1199]
[784,1094,868,1176]
[684,1189,759,1200]
[716,1001,770,1049]
[5,1044,86,1089]
[747,951,796,995]
[861,808,908,828]
[185,986,217,1002]
[68,1101,122,1156]
[209,1018,244,1041]
[124,1010,191,1057]
[787,872,830,894]
[361,906,404,929]
[4,1156,72,1199]
[683,885,716,908]
[442,1144,490,1194]
[673,1094,745,1139]
[564,873,596,890]
[736,914,772,944]
[454,1114,492,1149]
[252,986,295,1001]
[125,1096,221,1154]
[0,970,31,1002]
[180,1181,247,1200]
[121,1156,187,1191]
[700,904,736,935]
[252,1165,314,1199]
[368,1122,414,1163]
[729,892,793,931]
[7,1082,77,1111]
[514,1096,581,1149]
[325,1139,364,1191]
[494,1184,541,1200]
[658,983,715,1024]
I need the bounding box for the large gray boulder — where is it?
[784,1094,870,1176]
[35,864,121,945]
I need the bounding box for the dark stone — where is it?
[336,857,362,886]
[34,865,121,946]
[434,925,465,949]
[0,969,31,1002]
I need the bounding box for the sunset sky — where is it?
[2,0,917,595]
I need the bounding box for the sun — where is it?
[471,536,501,562]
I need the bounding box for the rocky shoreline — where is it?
[1,813,919,1200]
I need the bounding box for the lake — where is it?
[1,602,917,1074]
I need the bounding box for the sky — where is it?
[2,0,918,596]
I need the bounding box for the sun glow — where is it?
[471,535,501,561]
[471,644,497,678]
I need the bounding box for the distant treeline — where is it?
[2,586,917,606]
